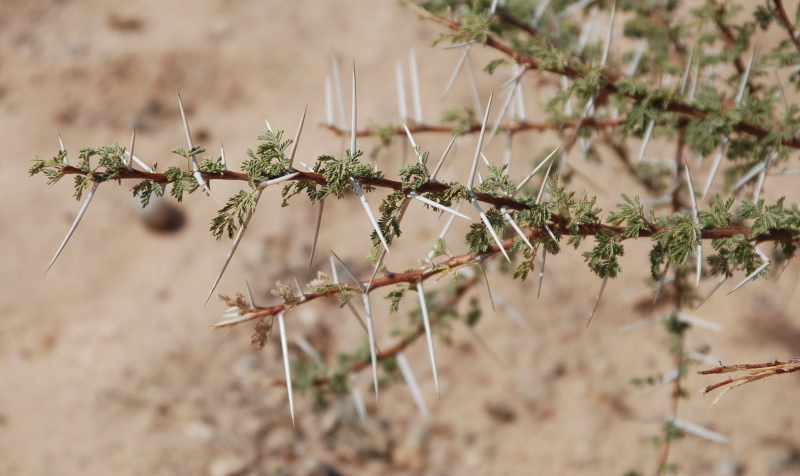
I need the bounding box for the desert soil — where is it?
[2,1,800,475]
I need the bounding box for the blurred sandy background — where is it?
[2,1,800,475]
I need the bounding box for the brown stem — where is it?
[774,0,800,54]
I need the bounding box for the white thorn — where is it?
[588,276,609,326]
[443,46,469,98]
[277,311,295,426]
[532,0,551,26]
[288,105,307,170]
[396,61,408,121]
[47,181,100,272]
[350,63,357,154]
[472,200,510,262]
[696,275,726,310]
[600,1,616,67]
[325,75,334,126]
[396,351,430,416]
[670,417,728,444]
[124,151,154,173]
[465,54,483,118]
[416,282,440,397]
[409,49,424,124]
[653,262,670,308]
[349,373,367,419]
[675,312,723,332]
[127,125,136,171]
[308,199,325,270]
[363,293,380,400]
[294,335,325,369]
[556,0,594,19]
[468,90,494,193]
[702,137,729,200]
[330,251,363,290]
[430,135,457,182]
[244,280,257,308]
[350,178,391,254]
[730,160,766,191]
[331,54,347,129]
[58,132,69,165]
[753,150,774,203]
[512,145,560,197]
[176,91,205,187]
[638,119,655,163]
[680,47,696,96]
[727,251,770,295]
[409,191,470,219]
[206,189,262,304]
[684,160,702,288]
[536,161,555,205]
[487,82,519,145]
[263,116,274,132]
[220,142,228,171]
[537,248,547,298]
[515,79,527,122]
[501,207,533,249]
[627,40,646,77]
[735,49,756,106]
[256,172,300,190]
[500,64,529,90]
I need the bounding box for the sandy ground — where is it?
[2,1,800,475]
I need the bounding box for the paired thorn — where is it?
[587,276,609,326]
[47,181,100,273]
[653,262,671,309]
[127,125,136,171]
[331,54,347,129]
[512,145,560,197]
[684,159,702,288]
[396,351,430,417]
[220,142,228,171]
[351,178,391,254]
[206,189,263,304]
[472,200,510,262]
[362,292,380,400]
[409,49,424,124]
[468,90,494,193]
[416,282,440,397]
[308,200,325,271]
[396,61,408,121]
[430,135,457,183]
[443,45,470,98]
[277,311,295,426]
[409,190,470,220]
[727,246,770,296]
[287,105,307,171]
[176,91,205,189]
[58,132,69,165]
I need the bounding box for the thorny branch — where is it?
[55,163,800,245]
[270,275,478,388]
[400,0,800,149]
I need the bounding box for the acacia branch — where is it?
[400,0,800,149]
[59,164,800,245]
